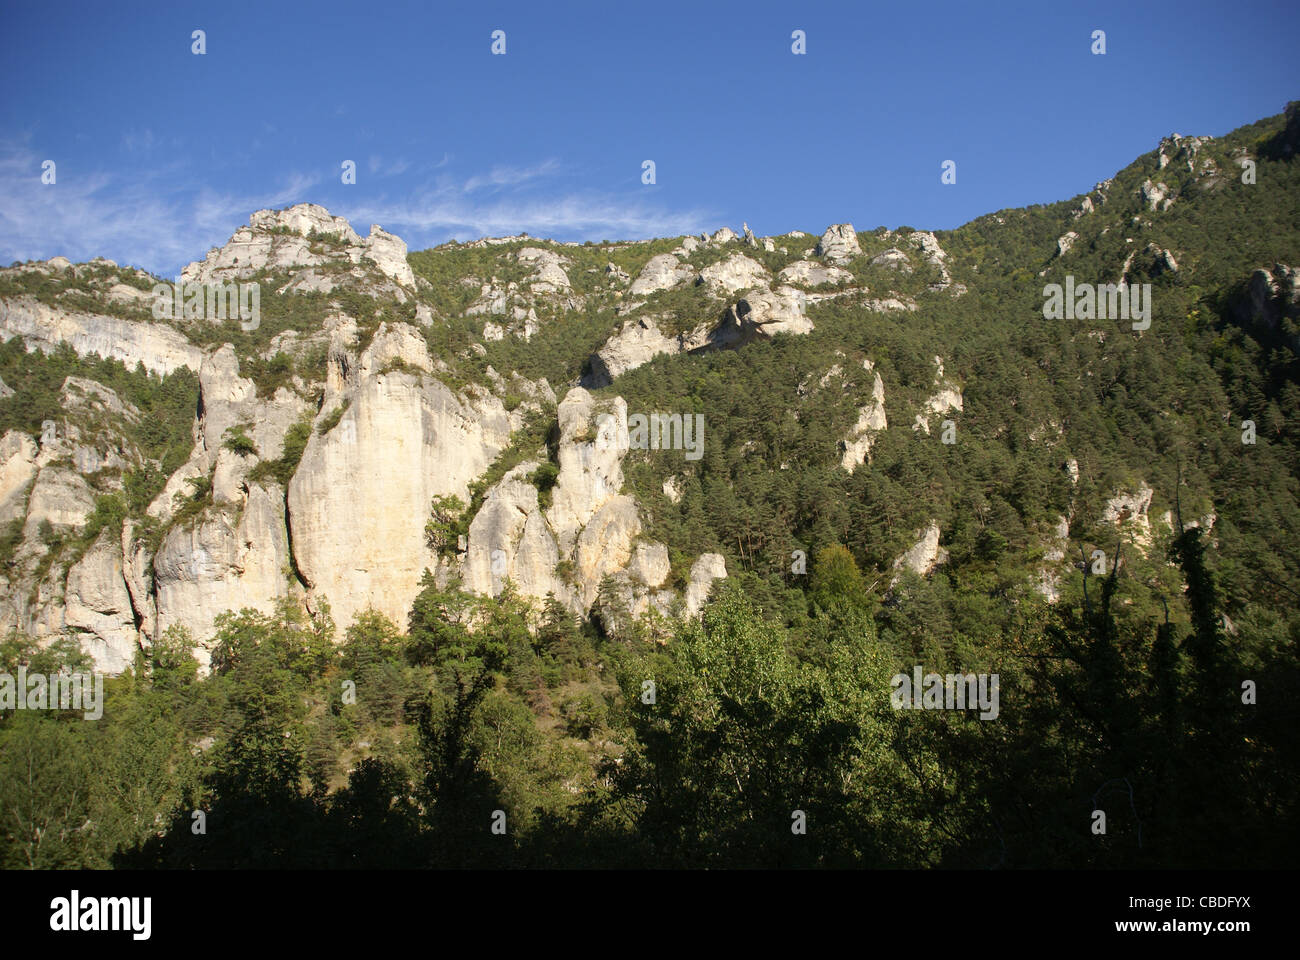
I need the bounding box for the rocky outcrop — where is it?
[583,316,679,388]
[1101,484,1154,550]
[685,553,727,615]
[153,484,292,665]
[517,247,571,293]
[0,296,204,376]
[183,203,415,293]
[816,224,861,265]
[912,357,963,434]
[714,287,811,343]
[584,285,811,387]
[462,389,722,616]
[463,461,566,603]
[1233,263,1300,344]
[1158,134,1213,172]
[64,531,140,673]
[697,254,770,296]
[906,231,960,292]
[840,361,887,472]
[1141,179,1174,212]
[628,253,695,297]
[0,431,39,524]
[288,369,512,632]
[891,522,947,582]
[778,260,853,287]
[1034,515,1071,603]
[362,225,417,288]
[870,248,913,272]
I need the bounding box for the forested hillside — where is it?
[1,105,1297,869]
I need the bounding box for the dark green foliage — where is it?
[221,424,258,458]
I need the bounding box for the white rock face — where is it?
[288,371,512,632]
[584,316,679,388]
[892,522,948,580]
[627,541,671,589]
[870,248,913,272]
[64,532,139,673]
[1146,243,1179,275]
[183,203,414,291]
[685,553,727,615]
[153,484,291,659]
[906,231,959,291]
[22,465,94,538]
[840,368,887,472]
[548,389,628,556]
[462,389,693,614]
[587,284,811,386]
[1055,231,1080,258]
[721,286,811,340]
[518,247,571,292]
[816,224,861,264]
[149,343,312,515]
[1141,179,1174,211]
[252,203,360,243]
[778,260,853,287]
[1101,484,1155,549]
[0,431,39,524]
[1034,515,1071,603]
[629,254,695,296]
[363,225,417,288]
[1158,134,1214,172]
[356,321,433,379]
[710,227,738,244]
[912,357,963,434]
[0,296,204,376]
[572,496,642,609]
[463,462,565,603]
[698,254,770,296]
[860,296,917,312]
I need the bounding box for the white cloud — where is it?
[345,191,712,244]
[461,159,561,194]
[0,138,322,275]
[0,140,712,273]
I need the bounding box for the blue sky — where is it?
[1,0,1297,277]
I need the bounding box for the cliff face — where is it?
[5,103,1270,674]
[0,204,741,670]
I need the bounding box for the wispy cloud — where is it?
[461,159,561,194]
[367,155,412,177]
[120,129,156,154]
[0,137,322,275]
[346,191,713,244]
[348,158,715,242]
[0,138,714,273]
